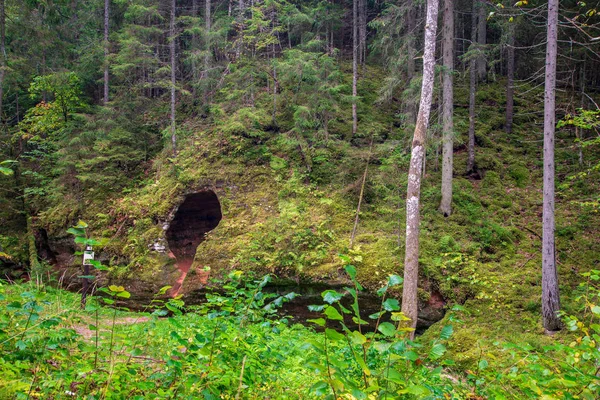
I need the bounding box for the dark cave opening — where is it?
[165,191,222,268]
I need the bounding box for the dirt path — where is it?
[71,316,151,340]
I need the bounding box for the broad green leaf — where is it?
[308,304,325,312]
[388,274,403,286]
[322,290,343,304]
[324,306,344,321]
[478,359,489,370]
[116,290,131,299]
[383,298,400,311]
[108,285,125,293]
[429,343,446,360]
[440,325,453,340]
[348,330,367,345]
[325,328,345,341]
[308,318,326,327]
[378,322,396,337]
[344,264,357,279]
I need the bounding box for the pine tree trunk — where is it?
[170,0,177,157]
[352,0,358,136]
[505,22,515,134]
[466,0,477,174]
[401,0,439,339]
[440,0,454,217]
[542,0,561,332]
[476,1,486,81]
[103,0,109,105]
[0,0,6,120]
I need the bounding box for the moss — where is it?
[508,163,530,188]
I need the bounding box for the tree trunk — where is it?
[440,0,454,217]
[236,0,244,58]
[401,0,440,339]
[350,138,373,247]
[170,0,177,157]
[406,2,417,124]
[505,21,515,134]
[476,1,486,81]
[542,0,561,332]
[359,0,367,66]
[103,0,109,105]
[352,0,358,136]
[466,0,477,174]
[0,0,6,120]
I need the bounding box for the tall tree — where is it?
[466,0,477,173]
[505,21,515,134]
[542,0,561,332]
[476,0,486,81]
[401,0,439,339]
[352,0,358,136]
[0,0,6,119]
[359,0,367,65]
[170,0,177,157]
[439,0,454,216]
[103,0,109,105]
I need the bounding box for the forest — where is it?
[0,0,600,398]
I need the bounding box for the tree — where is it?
[352,0,358,136]
[439,0,454,217]
[401,0,440,338]
[542,0,561,332]
[466,0,477,174]
[476,0,487,81]
[103,0,109,105]
[29,72,83,122]
[0,0,6,120]
[170,0,177,157]
[505,20,515,134]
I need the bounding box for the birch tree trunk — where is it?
[542,0,561,332]
[505,22,515,134]
[406,2,417,124]
[466,0,477,173]
[103,0,109,105]
[401,0,439,339]
[440,0,454,217]
[352,0,358,136]
[170,0,177,157]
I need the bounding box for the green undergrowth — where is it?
[2,66,599,379]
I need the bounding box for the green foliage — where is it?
[28,72,84,122]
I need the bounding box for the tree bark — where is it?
[103,0,109,105]
[352,0,358,136]
[406,2,417,124]
[476,1,486,81]
[359,0,367,66]
[170,0,177,157]
[0,0,6,120]
[542,0,561,332]
[466,0,477,174]
[401,0,439,339]
[440,0,454,217]
[505,21,515,134]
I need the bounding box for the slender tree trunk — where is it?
[236,0,244,59]
[352,0,358,136]
[542,0,560,332]
[505,22,515,134]
[0,0,6,120]
[476,1,486,81]
[350,138,373,247]
[359,0,367,66]
[170,0,177,157]
[440,0,454,217]
[406,2,416,124]
[103,0,109,105]
[401,0,440,339]
[466,0,477,174]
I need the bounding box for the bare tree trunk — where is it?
[401,0,439,339]
[103,0,109,105]
[236,0,244,59]
[170,0,177,157]
[440,0,454,217]
[359,0,367,66]
[352,0,358,136]
[0,0,6,120]
[406,2,417,124]
[505,21,515,134]
[542,0,560,332]
[350,138,373,247]
[476,1,486,81]
[466,0,477,174]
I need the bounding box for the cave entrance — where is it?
[166,191,222,295]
